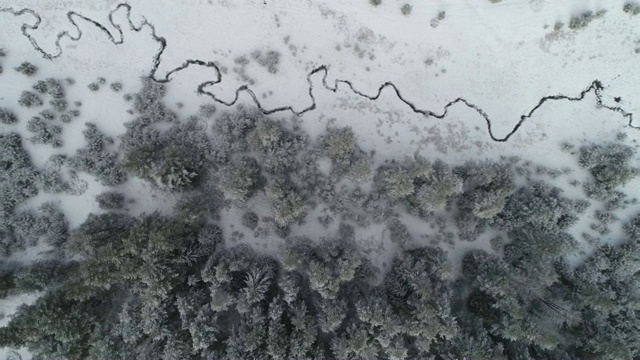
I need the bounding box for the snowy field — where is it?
[1,0,640,358]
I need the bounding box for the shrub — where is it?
[250,49,281,74]
[39,109,56,121]
[49,99,67,112]
[0,107,18,124]
[59,113,72,123]
[69,123,127,186]
[95,191,126,210]
[623,2,640,15]
[578,143,638,200]
[46,78,65,99]
[110,82,123,92]
[369,0,382,6]
[14,62,37,76]
[88,83,99,91]
[18,91,43,108]
[241,212,259,230]
[32,80,48,94]
[26,116,63,147]
[568,10,605,30]
[401,4,412,15]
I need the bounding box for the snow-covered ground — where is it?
[1,0,640,358]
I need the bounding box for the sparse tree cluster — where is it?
[578,142,638,202]
[3,72,640,360]
[496,181,588,232]
[375,156,465,218]
[321,126,372,182]
[0,133,40,255]
[69,123,127,186]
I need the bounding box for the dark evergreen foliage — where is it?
[18,91,43,108]
[0,107,18,124]
[14,62,37,76]
[95,191,126,210]
[3,75,640,360]
[0,133,40,256]
[69,123,127,186]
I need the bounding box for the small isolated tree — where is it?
[26,116,63,147]
[401,4,413,16]
[0,107,18,124]
[18,91,43,108]
[45,78,65,99]
[624,2,640,15]
[241,212,259,230]
[578,142,638,201]
[14,62,37,76]
[321,126,372,182]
